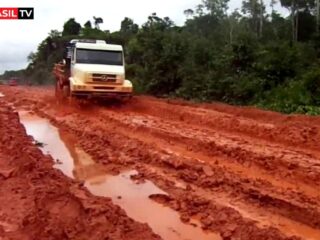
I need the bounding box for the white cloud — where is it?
[0,0,288,74]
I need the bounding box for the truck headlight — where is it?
[122,86,132,92]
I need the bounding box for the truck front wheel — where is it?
[55,81,63,103]
[62,84,70,98]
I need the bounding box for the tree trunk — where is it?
[291,1,296,42]
[229,22,233,44]
[259,0,263,38]
[295,10,299,41]
[271,0,277,39]
[317,0,320,34]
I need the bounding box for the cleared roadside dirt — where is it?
[1,85,320,240]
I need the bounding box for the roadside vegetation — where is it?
[2,0,320,115]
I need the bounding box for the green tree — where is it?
[62,18,81,36]
[203,0,229,17]
[184,9,195,19]
[84,20,92,29]
[280,0,315,41]
[242,0,266,38]
[121,18,139,34]
[120,17,139,44]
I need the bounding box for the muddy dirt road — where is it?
[0,86,320,240]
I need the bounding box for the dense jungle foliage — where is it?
[2,0,320,114]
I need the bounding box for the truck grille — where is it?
[91,74,117,83]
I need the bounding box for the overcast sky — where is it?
[0,0,286,74]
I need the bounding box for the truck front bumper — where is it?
[71,91,132,98]
[70,81,133,99]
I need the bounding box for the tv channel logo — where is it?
[0,8,34,20]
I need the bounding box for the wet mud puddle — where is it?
[18,111,220,240]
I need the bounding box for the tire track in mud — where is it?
[39,109,320,239]
[120,97,320,152]
[95,109,320,186]
[1,86,320,240]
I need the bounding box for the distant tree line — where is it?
[2,0,320,114]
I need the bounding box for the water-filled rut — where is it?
[19,110,220,240]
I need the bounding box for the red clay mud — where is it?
[0,99,160,239]
[1,86,320,240]
[17,111,218,240]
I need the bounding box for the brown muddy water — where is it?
[18,110,220,240]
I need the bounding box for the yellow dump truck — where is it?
[53,39,133,100]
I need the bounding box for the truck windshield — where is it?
[76,49,123,65]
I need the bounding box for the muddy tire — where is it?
[62,85,71,99]
[55,81,63,103]
[120,95,133,104]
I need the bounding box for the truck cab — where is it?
[54,39,133,100]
